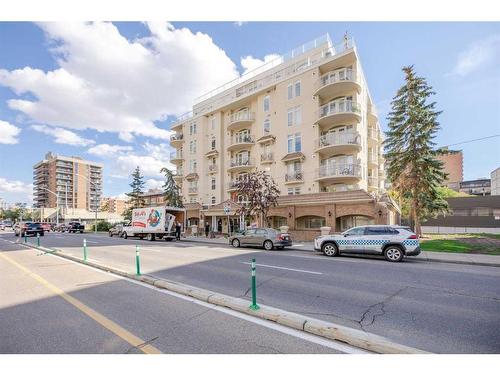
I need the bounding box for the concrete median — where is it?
[22,242,428,354]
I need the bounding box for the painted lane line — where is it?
[39,250,364,353]
[240,261,322,275]
[0,251,162,354]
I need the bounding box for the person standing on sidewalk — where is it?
[175,221,181,240]
[205,223,210,238]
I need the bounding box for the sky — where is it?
[0,21,499,205]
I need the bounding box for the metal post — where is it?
[37,233,40,247]
[249,258,260,310]
[135,245,141,275]
[95,205,98,234]
[83,238,88,262]
[24,232,27,243]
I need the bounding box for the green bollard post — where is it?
[37,233,40,247]
[83,238,88,262]
[249,258,260,310]
[135,245,141,276]
[24,232,27,243]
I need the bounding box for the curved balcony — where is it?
[368,177,379,190]
[315,132,361,157]
[284,171,304,184]
[170,132,184,148]
[169,151,184,165]
[368,153,378,167]
[368,105,378,124]
[227,134,254,152]
[316,100,361,127]
[173,170,183,180]
[228,158,255,172]
[314,69,361,100]
[368,128,379,144]
[315,163,362,184]
[228,111,255,131]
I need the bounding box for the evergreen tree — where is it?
[384,66,448,236]
[125,166,146,214]
[160,167,183,207]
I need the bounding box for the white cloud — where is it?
[145,178,164,191]
[31,124,95,146]
[89,141,174,179]
[234,22,247,27]
[0,22,239,140]
[241,53,281,75]
[0,177,33,204]
[0,120,21,144]
[449,34,500,77]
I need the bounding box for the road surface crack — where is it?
[241,272,287,298]
[124,336,159,354]
[357,286,408,330]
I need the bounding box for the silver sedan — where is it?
[229,228,292,250]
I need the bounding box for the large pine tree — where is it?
[160,167,183,207]
[384,66,448,236]
[126,166,146,211]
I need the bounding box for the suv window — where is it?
[344,227,366,236]
[366,226,390,235]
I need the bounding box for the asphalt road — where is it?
[3,230,500,353]
[0,238,361,354]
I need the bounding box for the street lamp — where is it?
[40,187,59,225]
[74,173,99,234]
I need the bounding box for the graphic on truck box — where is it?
[148,209,162,227]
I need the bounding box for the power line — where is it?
[440,134,500,148]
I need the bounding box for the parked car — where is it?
[67,222,85,233]
[314,225,420,262]
[0,223,5,231]
[1,220,13,229]
[54,223,67,232]
[109,224,124,237]
[40,223,52,232]
[14,222,44,237]
[229,228,292,250]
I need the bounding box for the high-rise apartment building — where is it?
[33,152,103,211]
[437,148,464,191]
[169,34,399,239]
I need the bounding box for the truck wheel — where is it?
[147,233,155,241]
[123,232,128,239]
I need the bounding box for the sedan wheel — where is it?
[322,243,338,257]
[384,246,403,262]
[263,240,273,251]
[232,239,240,248]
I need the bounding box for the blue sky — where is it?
[0,22,499,205]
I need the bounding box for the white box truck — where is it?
[122,206,185,241]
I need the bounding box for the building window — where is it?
[287,134,301,153]
[296,216,326,229]
[263,118,270,133]
[295,133,302,152]
[190,160,197,173]
[190,122,197,135]
[211,196,216,204]
[287,187,301,195]
[287,106,301,126]
[287,84,293,100]
[190,197,197,203]
[263,95,270,112]
[211,137,216,150]
[295,81,301,97]
[189,140,197,154]
[287,81,301,99]
[211,178,216,190]
[211,117,216,130]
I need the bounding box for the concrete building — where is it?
[459,179,491,196]
[491,167,500,195]
[169,34,399,240]
[33,152,103,212]
[142,189,165,207]
[437,148,463,191]
[100,197,130,215]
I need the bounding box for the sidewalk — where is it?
[182,236,500,267]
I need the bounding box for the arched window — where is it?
[296,215,326,229]
[263,118,270,133]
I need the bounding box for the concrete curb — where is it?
[22,242,428,354]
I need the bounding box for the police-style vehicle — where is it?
[314,225,420,262]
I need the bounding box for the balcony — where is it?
[314,68,361,100]
[208,164,218,174]
[173,170,184,180]
[368,177,379,190]
[228,111,255,131]
[316,100,361,128]
[169,151,184,164]
[228,134,254,151]
[316,163,362,184]
[368,153,378,167]
[260,152,274,164]
[315,132,361,157]
[368,128,379,143]
[285,171,304,184]
[228,157,255,172]
[205,148,219,158]
[368,104,378,124]
[227,180,239,191]
[188,187,198,195]
[170,132,184,148]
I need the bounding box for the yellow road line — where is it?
[0,252,162,354]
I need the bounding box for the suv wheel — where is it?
[263,240,273,251]
[232,239,240,248]
[322,242,338,257]
[384,246,404,262]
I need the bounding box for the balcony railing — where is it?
[368,153,378,163]
[229,111,255,124]
[317,100,361,119]
[315,68,357,91]
[368,177,378,187]
[317,132,360,148]
[169,151,183,160]
[231,134,254,145]
[230,158,254,168]
[260,152,274,162]
[285,171,304,183]
[228,181,239,190]
[368,128,378,140]
[208,164,218,172]
[170,133,184,142]
[317,164,361,179]
[188,187,198,194]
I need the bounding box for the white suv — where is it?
[314,225,420,262]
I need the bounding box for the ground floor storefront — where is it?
[184,190,400,241]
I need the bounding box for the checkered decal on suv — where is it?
[402,239,419,247]
[336,239,391,246]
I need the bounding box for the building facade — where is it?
[459,179,491,196]
[33,152,103,212]
[437,148,463,191]
[100,197,130,215]
[491,167,500,196]
[169,34,399,239]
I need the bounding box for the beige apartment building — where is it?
[33,152,103,212]
[100,197,130,215]
[169,34,399,239]
[437,148,464,191]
